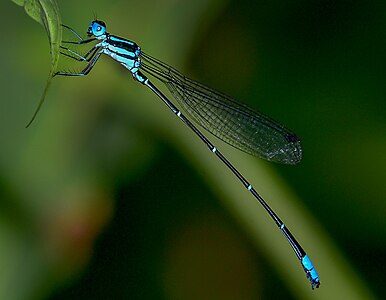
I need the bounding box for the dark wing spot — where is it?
[286,133,300,143]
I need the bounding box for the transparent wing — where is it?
[140,52,302,164]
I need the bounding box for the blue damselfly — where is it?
[45,20,320,289]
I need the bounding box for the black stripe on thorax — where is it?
[107,34,139,52]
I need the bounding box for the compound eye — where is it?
[92,21,106,36]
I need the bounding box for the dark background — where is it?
[1,0,385,299]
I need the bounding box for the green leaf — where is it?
[12,0,61,127]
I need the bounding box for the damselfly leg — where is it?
[55,25,102,77]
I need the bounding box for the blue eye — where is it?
[88,20,106,37]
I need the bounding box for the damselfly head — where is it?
[87,20,106,37]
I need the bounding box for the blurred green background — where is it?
[1,0,385,299]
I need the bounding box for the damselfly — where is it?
[48,20,320,289]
